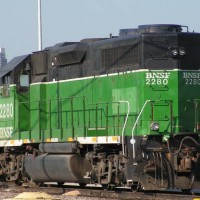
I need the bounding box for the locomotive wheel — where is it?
[79,183,87,187]
[15,179,23,186]
[181,189,191,194]
[35,182,44,187]
[57,182,65,186]
[131,182,142,192]
[101,184,113,190]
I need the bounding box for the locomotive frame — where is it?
[0,24,200,191]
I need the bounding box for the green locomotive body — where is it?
[2,69,198,142]
[0,24,200,190]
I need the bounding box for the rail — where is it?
[17,97,174,154]
[88,101,130,155]
[17,97,130,143]
[131,100,150,162]
[119,101,130,156]
[17,96,85,139]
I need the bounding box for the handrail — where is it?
[118,101,130,156]
[17,98,130,144]
[17,96,85,133]
[87,101,130,153]
[131,100,150,162]
[131,99,174,162]
[18,96,84,104]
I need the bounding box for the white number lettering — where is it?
[183,73,200,85]
[146,79,151,85]
[145,72,170,85]
[152,79,156,85]
[163,79,168,85]
[188,79,200,85]
[0,103,14,119]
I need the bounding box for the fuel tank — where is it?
[24,154,92,183]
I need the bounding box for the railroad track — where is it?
[0,182,200,200]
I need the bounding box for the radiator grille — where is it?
[102,44,139,69]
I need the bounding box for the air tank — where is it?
[24,154,92,183]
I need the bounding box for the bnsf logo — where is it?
[0,103,13,119]
[146,72,170,85]
[183,72,200,79]
[183,72,200,85]
[0,127,13,138]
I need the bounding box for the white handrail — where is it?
[131,100,151,161]
[119,101,130,156]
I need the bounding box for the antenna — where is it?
[38,0,42,51]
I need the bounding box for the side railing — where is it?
[17,97,130,141]
[87,101,130,154]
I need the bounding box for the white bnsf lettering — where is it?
[183,72,200,85]
[0,127,13,138]
[0,103,13,119]
[146,72,170,85]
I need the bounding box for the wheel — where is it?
[101,184,113,190]
[35,182,44,187]
[79,183,87,187]
[131,182,142,192]
[15,180,22,186]
[57,182,65,186]
[181,189,191,194]
[28,181,44,187]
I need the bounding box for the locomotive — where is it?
[0,24,200,191]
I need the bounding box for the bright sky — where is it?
[0,0,200,61]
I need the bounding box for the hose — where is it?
[167,136,200,155]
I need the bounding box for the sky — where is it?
[0,0,200,61]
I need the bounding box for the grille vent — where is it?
[102,44,139,69]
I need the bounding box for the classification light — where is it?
[179,48,186,56]
[171,48,179,56]
[150,122,160,131]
